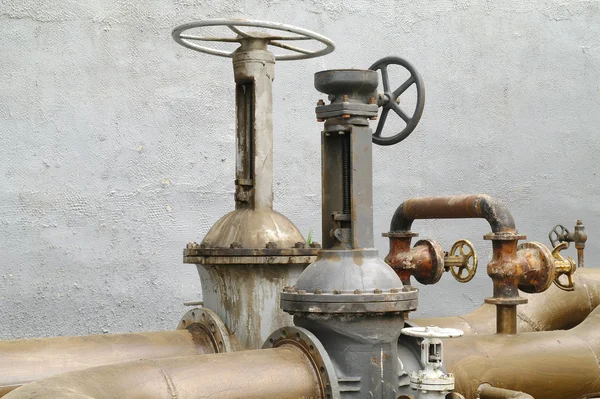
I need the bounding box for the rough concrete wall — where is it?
[0,0,598,339]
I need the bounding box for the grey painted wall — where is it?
[1,0,599,339]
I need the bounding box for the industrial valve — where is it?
[551,242,577,291]
[516,241,576,293]
[173,18,335,349]
[444,240,478,283]
[385,237,478,285]
[401,326,464,399]
[549,220,587,268]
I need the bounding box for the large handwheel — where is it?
[369,56,425,146]
[172,19,335,61]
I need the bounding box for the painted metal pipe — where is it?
[413,268,600,334]
[4,347,321,399]
[444,305,600,399]
[478,384,534,399]
[0,328,215,397]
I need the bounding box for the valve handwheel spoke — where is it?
[549,224,569,248]
[369,56,426,146]
[449,239,478,283]
[172,19,335,61]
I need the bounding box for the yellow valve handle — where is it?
[447,239,478,283]
[551,242,576,291]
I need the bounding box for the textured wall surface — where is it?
[1,0,599,339]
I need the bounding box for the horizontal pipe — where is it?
[4,347,320,399]
[444,304,600,399]
[0,327,215,396]
[389,194,516,234]
[413,268,600,334]
[479,384,534,399]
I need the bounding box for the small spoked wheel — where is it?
[369,56,425,146]
[448,239,478,283]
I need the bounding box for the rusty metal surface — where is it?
[443,305,600,399]
[415,268,600,334]
[386,194,531,334]
[0,329,215,396]
[549,220,587,269]
[177,307,238,352]
[388,194,519,234]
[385,238,445,285]
[4,346,322,399]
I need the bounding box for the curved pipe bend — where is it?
[389,194,516,234]
[478,384,534,399]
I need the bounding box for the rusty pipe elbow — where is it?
[478,383,535,399]
[389,194,516,234]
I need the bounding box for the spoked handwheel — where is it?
[448,239,478,283]
[172,19,335,61]
[369,56,425,146]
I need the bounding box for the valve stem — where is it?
[341,135,351,216]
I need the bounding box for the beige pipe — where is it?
[4,346,321,399]
[478,384,534,399]
[443,305,600,399]
[0,327,215,396]
[414,268,600,334]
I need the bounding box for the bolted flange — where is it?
[177,307,236,353]
[263,326,340,399]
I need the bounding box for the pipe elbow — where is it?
[389,194,517,234]
[474,194,516,234]
[478,383,535,399]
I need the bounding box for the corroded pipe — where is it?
[444,305,600,399]
[386,194,526,334]
[389,194,516,234]
[0,327,215,397]
[478,384,534,399]
[4,346,321,399]
[414,268,600,334]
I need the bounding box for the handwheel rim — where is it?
[172,18,335,61]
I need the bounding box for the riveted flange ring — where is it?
[263,326,340,399]
[177,307,233,353]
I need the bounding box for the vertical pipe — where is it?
[251,58,274,210]
[496,305,517,334]
[232,44,275,211]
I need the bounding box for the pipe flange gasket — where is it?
[484,296,528,305]
[383,231,420,238]
[483,233,527,241]
[183,247,319,265]
[177,307,234,353]
[280,289,418,314]
[263,326,340,399]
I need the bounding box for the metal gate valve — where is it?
[173,18,335,349]
[385,237,478,285]
[549,220,587,268]
[401,326,464,399]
